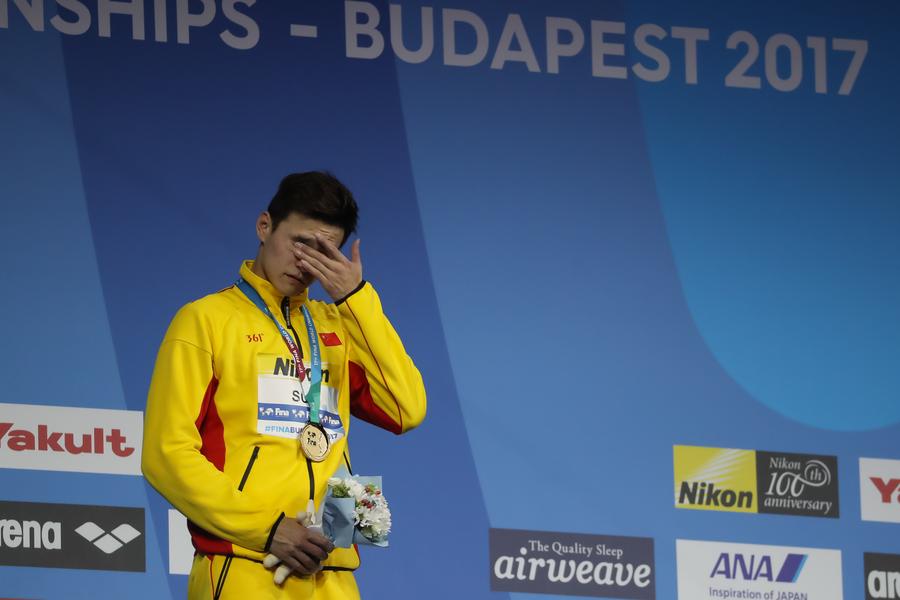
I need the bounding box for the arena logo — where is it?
[865,553,900,600]
[489,528,655,599]
[677,539,842,600]
[0,501,144,572]
[860,458,900,524]
[0,517,61,550]
[756,451,839,518]
[0,403,142,475]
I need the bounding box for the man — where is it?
[142,171,427,599]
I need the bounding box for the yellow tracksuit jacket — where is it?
[142,261,426,596]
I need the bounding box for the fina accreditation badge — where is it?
[300,422,330,462]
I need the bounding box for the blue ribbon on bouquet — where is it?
[322,466,389,548]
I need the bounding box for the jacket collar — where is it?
[239,260,309,315]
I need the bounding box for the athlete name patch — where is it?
[256,354,344,442]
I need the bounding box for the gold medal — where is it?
[300,422,330,462]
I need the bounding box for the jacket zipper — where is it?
[216,446,260,599]
[238,446,259,491]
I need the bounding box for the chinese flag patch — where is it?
[319,332,342,346]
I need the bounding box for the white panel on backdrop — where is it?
[0,403,142,475]
[860,458,900,524]
[676,539,842,600]
[167,509,193,576]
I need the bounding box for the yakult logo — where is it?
[860,458,900,523]
[489,528,655,599]
[0,403,142,475]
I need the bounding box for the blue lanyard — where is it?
[236,279,323,424]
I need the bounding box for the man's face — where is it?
[254,211,345,297]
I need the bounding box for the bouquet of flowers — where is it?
[324,473,390,547]
[263,470,390,585]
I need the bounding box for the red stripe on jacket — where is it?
[190,377,233,555]
[348,361,402,434]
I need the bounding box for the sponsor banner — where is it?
[0,403,142,476]
[756,451,839,518]
[865,552,900,600]
[674,445,757,513]
[677,539,842,600]
[489,528,655,599]
[0,500,145,572]
[674,445,839,517]
[167,509,193,576]
[860,458,900,524]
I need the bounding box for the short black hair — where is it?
[268,171,358,245]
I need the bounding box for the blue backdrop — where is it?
[1,1,898,599]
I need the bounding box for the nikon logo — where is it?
[673,446,757,513]
[678,481,753,509]
[272,358,330,383]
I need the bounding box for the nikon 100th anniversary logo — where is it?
[673,445,839,518]
[489,528,655,599]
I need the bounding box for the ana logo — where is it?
[677,540,842,600]
[865,552,900,600]
[75,522,142,554]
[0,403,142,476]
[710,552,807,582]
[674,445,757,513]
[860,458,900,523]
[489,528,655,599]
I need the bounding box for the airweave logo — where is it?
[674,445,840,517]
[0,500,144,572]
[865,552,900,600]
[677,539,842,600]
[0,403,142,475]
[489,528,655,599]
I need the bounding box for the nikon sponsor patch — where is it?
[489,528,655,599]
[674,445,839,518]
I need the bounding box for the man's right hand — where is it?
[268,515,334,576]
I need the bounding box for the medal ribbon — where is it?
[236,279,323,425]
